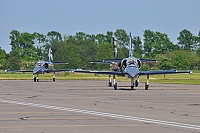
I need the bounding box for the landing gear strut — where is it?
[113,75,117,90]
[33,74,39,82]
[53,72,55,82]
[108,75,112,87]
[131,77,134,90]
[145,75,149,90]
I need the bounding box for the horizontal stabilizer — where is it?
[53,62,68,65]
[139,59,157,63]
[90,61,108,64]
[90,59,122,64]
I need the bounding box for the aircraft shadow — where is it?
[33,80,54,83]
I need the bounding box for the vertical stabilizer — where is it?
[129,32,133,57]
[48,47,53,62]
[113,37,118,59]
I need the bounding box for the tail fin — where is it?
[129,32,133,57]
[48,47,53,62]
[113,37,118,59]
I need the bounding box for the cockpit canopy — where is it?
[121,57,141,70]
[36,62,42,67]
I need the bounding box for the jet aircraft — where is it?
[73,33,192,90]
[5,48,69,82]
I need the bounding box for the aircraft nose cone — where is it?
[126,67,139,78]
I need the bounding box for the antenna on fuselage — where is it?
[129,32,133,57]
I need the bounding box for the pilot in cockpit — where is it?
[128,58,135,66]
[37,62,42,67]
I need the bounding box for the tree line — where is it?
[0,29,200,71]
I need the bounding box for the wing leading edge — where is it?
[73,70,125,76]
[5,69,33,73]
[73,69,192,76]
[139,69,192,75]
[47,69,71,73]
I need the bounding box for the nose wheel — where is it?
[131,77,135,90]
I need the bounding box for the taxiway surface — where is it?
[0,80,200,133]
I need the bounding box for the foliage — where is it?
[155,54,173,70]
[132,36,143,58]
[5,50,21,70]
[177,29,196,51]
[1,29,200,72]
[0,47,6,69]
[143,30,176,58]
[171,50,191,70]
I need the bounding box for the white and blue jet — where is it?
[5,48,69,82]
[73,33,192,90]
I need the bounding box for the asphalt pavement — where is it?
[0,80,200,133]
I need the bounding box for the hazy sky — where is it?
[0,0,200,53]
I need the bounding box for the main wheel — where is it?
[135,80,139,87]
[53,78,55,82]
[34,77,36,82]
[108,81,112,87]
[114,83,117,90]
[37,78,39,82]
[145,83,149,90]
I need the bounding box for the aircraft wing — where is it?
[5,69,33,73]
[139,69,192,75]
[46,69,71,73]
[73,69,125,76]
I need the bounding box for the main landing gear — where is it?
[108,75,112,87]
[135,76,139,87]
[108,75,150,90]
[33,72,56,82]
[53,72,55,82]
[145,75,149,90]
[33,74,39,82]
[108,75,117,90]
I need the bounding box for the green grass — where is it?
[0,70,199,85]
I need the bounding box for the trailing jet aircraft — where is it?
[73,33,192,90]
[5,48,69,82]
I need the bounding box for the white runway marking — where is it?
[0,99,199,131]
